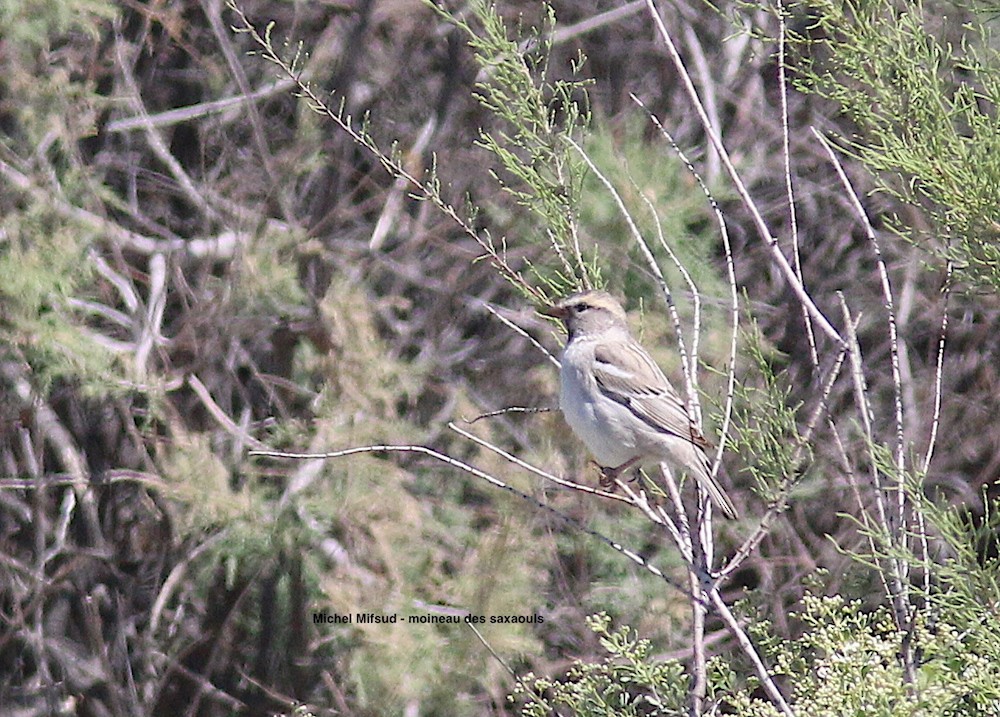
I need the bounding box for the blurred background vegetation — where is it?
[1,0,999,715]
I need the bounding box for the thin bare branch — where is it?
[480,301,560,367]
[114,31,217,221]
[106,78,297,134]
[921,261,952,475]
[0,156,263,258]
[813,128,906,489]
[839,296,914,679]
[549,0,645,45]
[718,344,848,582]
[135,252,167,379]
[465,406,553,423]
[564,137,697,395]
[779,9,819,370]
[227,1,547,305]
[187,374,269,451]
[447,422,632,505]
[199,0,295,222]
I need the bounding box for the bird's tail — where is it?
[699,469,739,521]
[685,448,739,520]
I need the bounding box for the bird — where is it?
[541,289,738,520]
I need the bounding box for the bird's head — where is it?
[541,290,628,340]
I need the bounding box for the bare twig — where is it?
[370,116,438,250]
[150,531,228,633]
[635,189,703,400]
[200,0,295,222]
[565,137,698,403]
[689,564,707,716]
[465,406,552,423]
[779,10,819,370]
[917,262,951,612]
[828,416,893,604]
[681,22,721,184]
[652,464,693,560]
[0,156,260,259]
[0,361,104,549]
[480,301,560,367]
[813,128,907,494]
[464,620,546,706]
[838,296,914,679]
[106,78,297,134]
[549,0,645,45]
[88,249,139,313]
[821,139,918,683]
[115,31,217,221]
[718,344,848,582]
[447,422,632,505]
[921,261,952,476]
[135,253,167,379]
[227,1,547,306]
[21,428,55,701]
[187,374,268,451]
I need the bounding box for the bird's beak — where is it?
[540,303,568,320]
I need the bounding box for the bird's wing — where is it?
[592,339,708,448]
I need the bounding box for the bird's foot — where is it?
[589,461,616,489]
[597,457,640,488]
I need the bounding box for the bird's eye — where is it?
[574,303,589,313]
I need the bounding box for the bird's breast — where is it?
[558,350,637,467]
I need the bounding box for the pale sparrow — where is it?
[542,290,738,520]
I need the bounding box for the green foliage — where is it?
[231,227,309,318]
[0,0,113,153]
[734,591,1000,716]
[789,0,1000,291]
[0,0,123,396]
[724,315,805,503]
[731,494,1000,716]
[514,613,689,717]
[430,0,597,298]
[0,0,115,51]
[530,573,1000,717]
[579,118,731,310]
[0,215,119,395]
[913,491,1000,680]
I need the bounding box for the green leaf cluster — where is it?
[723,316,806,503]
[433,0,598,297]
[734,590,1000,716]
[0,213,119,395]
[790,0,1000,291]
[515,612,689,717]
[525,572,1000,717]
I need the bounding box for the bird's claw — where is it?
[588,461,616,489]
[598,466,618,489]
[596,457,640,489]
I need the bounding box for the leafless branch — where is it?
[447,422,632,505]
[710,589,795,717]
[779,10,819,370]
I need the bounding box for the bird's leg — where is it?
[598,456,640,488]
